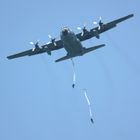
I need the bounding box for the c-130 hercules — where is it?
[7,14,134,62]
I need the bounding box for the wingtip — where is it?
[101,44,106,47]
[7,55,16,60]
[55,59,59,62]
[129,14,134,17]
[7,56,11,60]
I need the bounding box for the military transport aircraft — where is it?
[7,14,134,62]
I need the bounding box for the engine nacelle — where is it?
[46,49,51,55]
[93,29,100,39]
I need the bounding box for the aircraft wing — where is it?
[76,14,134,41]
[7,40,63,59]
[7,49,34,59]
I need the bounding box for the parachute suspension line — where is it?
[83,89,94,124]
[71,58,76,88]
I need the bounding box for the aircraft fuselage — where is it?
[61,28,84,57]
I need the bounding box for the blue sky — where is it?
[0,0,140,140]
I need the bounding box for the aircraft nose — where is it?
[62,28,69,36]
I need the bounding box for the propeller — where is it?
[93,17,103,39]
[77,24,88,36]
[30,41,40,51]
[29,42,34,45]
[93,16,103,30]
[30,40,51,55]
[48,35,57,46]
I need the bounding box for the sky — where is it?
[0,0,140,140]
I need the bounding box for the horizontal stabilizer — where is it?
[55,44,105,63]
[83,44,105,54]
[55,55,72,62]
